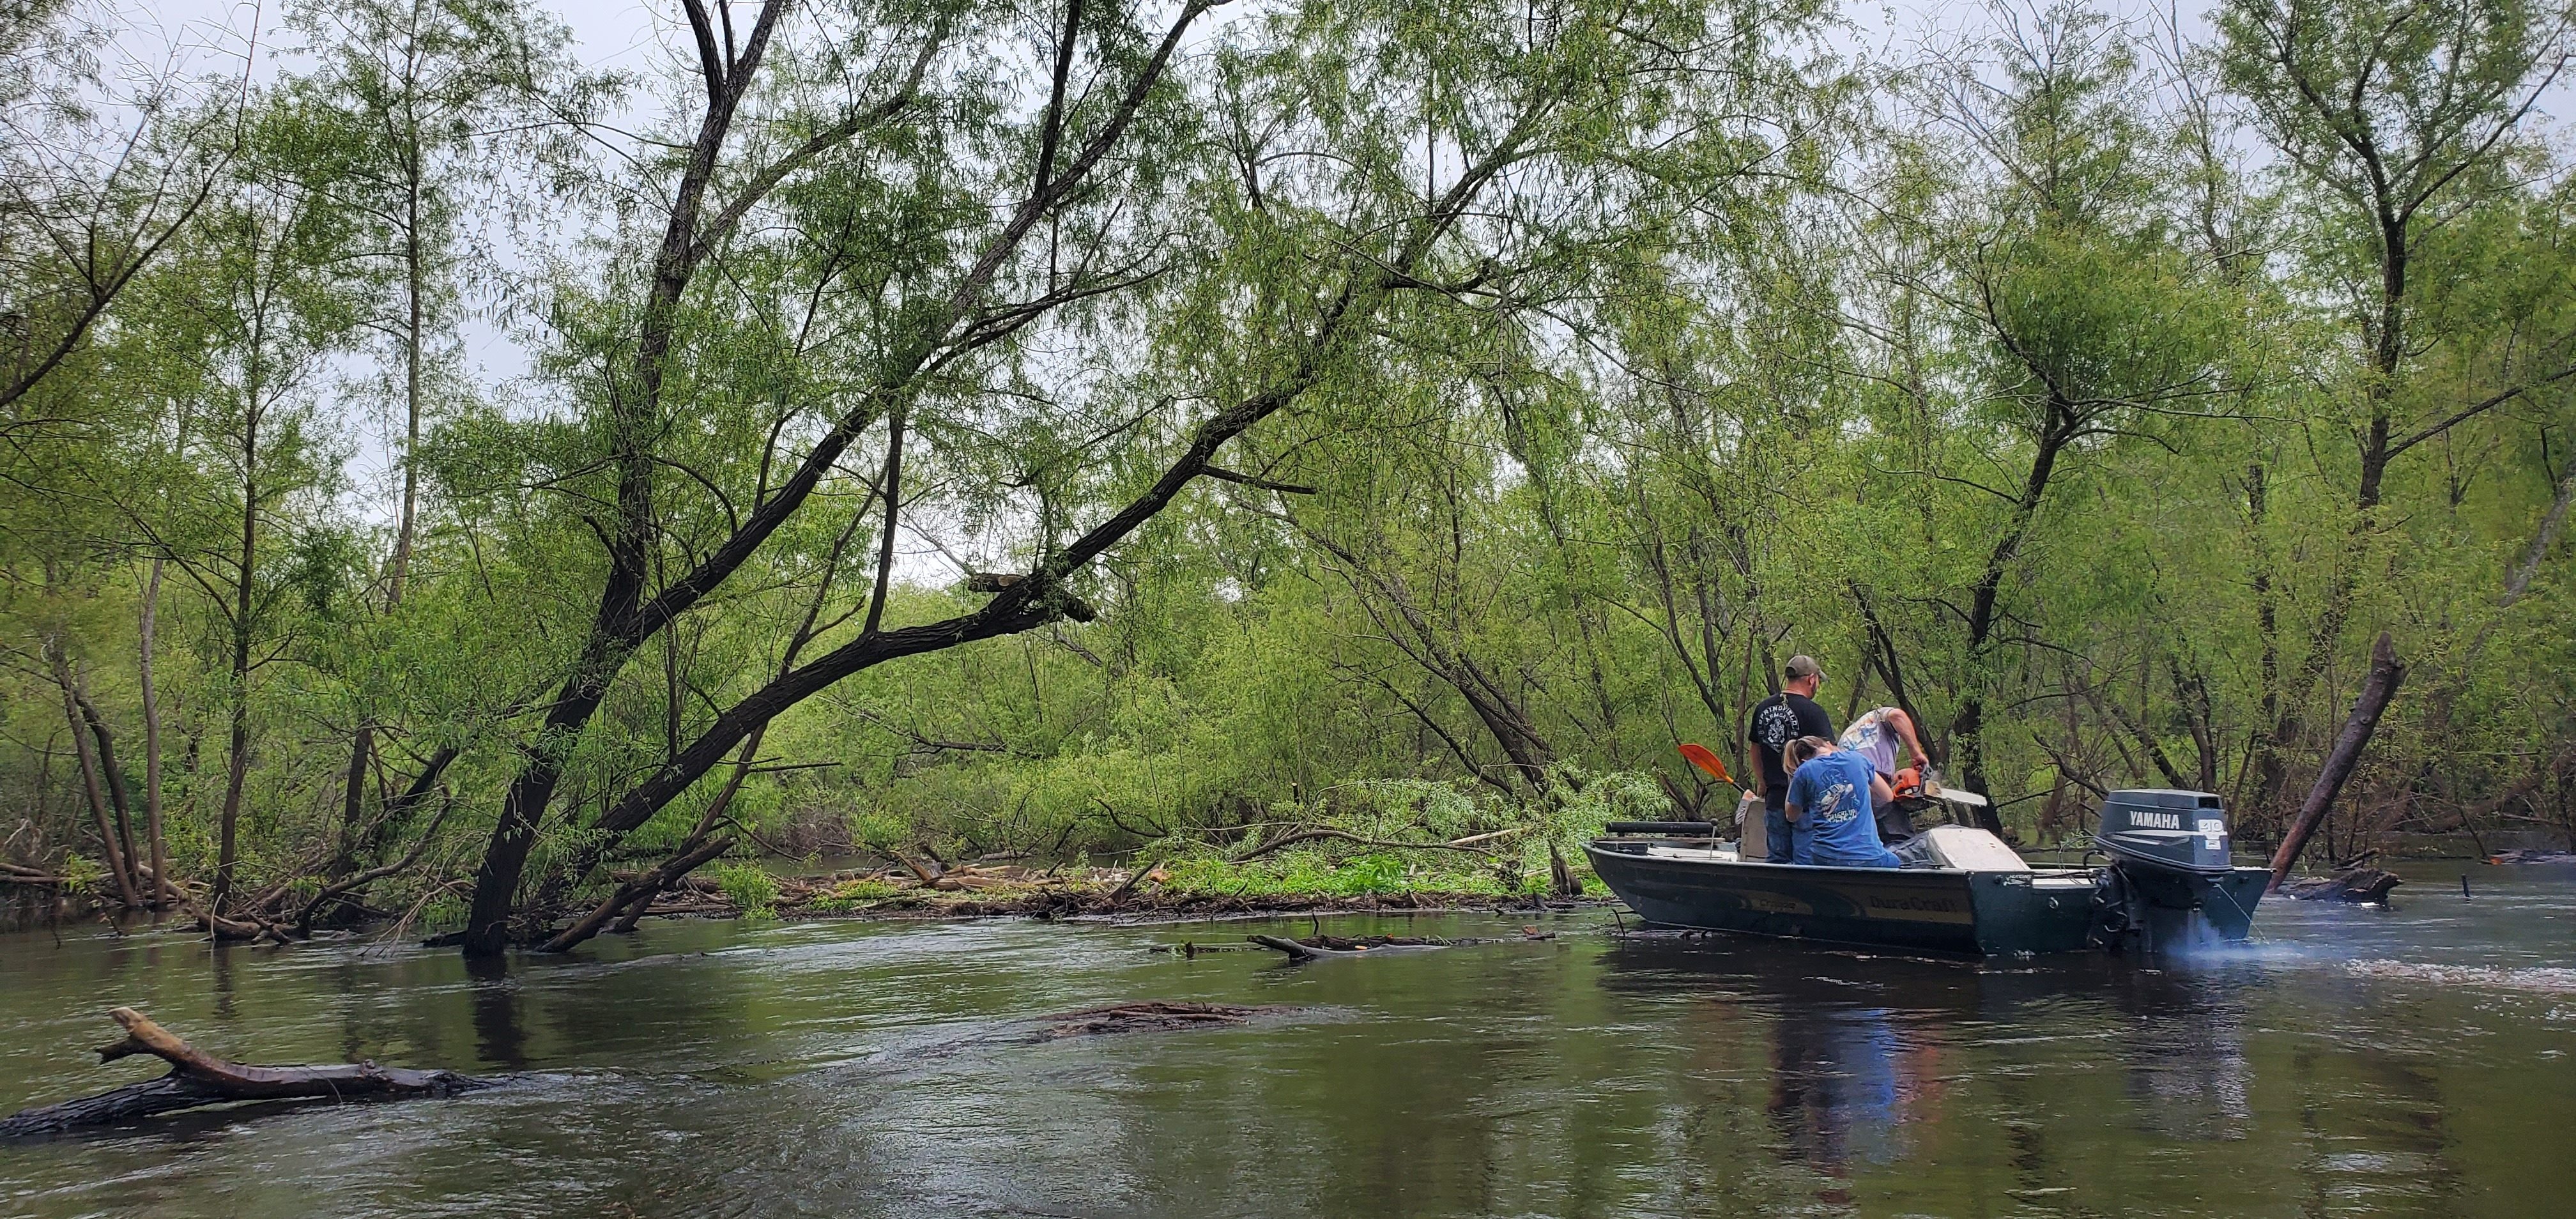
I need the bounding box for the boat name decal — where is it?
[1866,894,1961,914]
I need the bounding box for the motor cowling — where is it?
[2092,790,2250,953]
[2094,789,2232,878]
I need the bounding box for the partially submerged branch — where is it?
[0,1008,488,1137]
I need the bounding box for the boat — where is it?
[1585,788,2271,956]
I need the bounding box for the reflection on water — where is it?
[465,952,528,1070]
[1768,1005,1921,1174]
[0,862,2572,1218]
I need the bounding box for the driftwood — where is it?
[2281,868,2404,904]
[0,1008,489,1137]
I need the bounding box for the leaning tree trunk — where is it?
[74,686,141,891]
[2267,632,2407,891]
[52,650,140,908]
[0,1008,486,1137]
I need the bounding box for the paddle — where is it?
[1678,743,1740,790]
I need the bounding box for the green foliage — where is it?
[4,0,2573,930]
[711,862,781,920]
[806,877,904,911]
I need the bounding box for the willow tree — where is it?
[456,0,1234,954]
[2220,0,2576,799]
[455,0,1843,953]
[1850,4,2241,817]
[282,0,585,882]
[124,108,373,913]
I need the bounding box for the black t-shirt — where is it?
[1747,693,1835,808]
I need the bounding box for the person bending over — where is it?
[1745,654,1834,863]
[1781,736,1899,869]
[1837,706,1930,843]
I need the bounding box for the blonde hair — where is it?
[1782,735,1833,770]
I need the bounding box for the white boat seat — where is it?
[1897,825,2029,871]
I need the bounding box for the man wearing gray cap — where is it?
[1745,655,1836,863]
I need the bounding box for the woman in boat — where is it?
[1781,737,1901,868]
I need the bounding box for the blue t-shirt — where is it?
[1786,750,1899,868]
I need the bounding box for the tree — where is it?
[2220,0,2576,792]
[283,0,584,882]
[128,105,370,912]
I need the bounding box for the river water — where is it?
[2,862,2572,1218]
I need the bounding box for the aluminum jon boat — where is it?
[1585,788,2271,956]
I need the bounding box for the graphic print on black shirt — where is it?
[1746,693,1835,806]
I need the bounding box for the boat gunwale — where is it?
[1585,838,2102,883]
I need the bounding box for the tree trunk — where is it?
[1951,403,2074,834]
[331,724,373,880]
[138,558,171,906]
[53,649,141,908]
[72,683,139,887]
[213,381,261,914]
[211,709,250,914]
[2267,632,2406,890]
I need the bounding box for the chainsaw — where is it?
[1893,763,1988,806]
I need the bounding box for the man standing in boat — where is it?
[1746,655,1836,862]
[1780,736,1901,868]
[1839,705,1931,843]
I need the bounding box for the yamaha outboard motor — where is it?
[2092,790,2265,952]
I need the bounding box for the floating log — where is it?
[2281,868,2404,904]
[0,1008,489,1137]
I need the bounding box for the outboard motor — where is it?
[2092,789,2262,951]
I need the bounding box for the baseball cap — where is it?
[1785,654,1823,680]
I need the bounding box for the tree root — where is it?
[0,1008,489,1137]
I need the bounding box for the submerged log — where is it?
[2281,868,2404,904]
[1248,933,1452,961]
[0,1008,489,1137]
[1025,1001,1286,1039]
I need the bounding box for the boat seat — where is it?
[1896,825,2030,872]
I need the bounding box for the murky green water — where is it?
[3,862,2572,1218]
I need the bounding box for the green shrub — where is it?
[806,877,901,911]
[711,861,781,919]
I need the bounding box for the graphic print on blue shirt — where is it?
[1785,750,1898,868]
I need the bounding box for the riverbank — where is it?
[591,855,1609,929]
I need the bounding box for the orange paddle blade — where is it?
[1678,743,1732,785]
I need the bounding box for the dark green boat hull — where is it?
[1585,840,2268,957]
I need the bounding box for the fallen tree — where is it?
[2268,631,2408,891]
[0,1008,489,1137]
